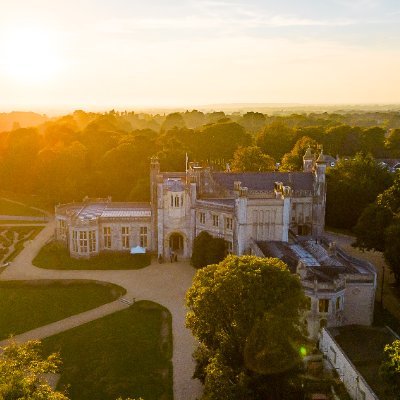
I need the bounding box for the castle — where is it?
[55,149,377,339]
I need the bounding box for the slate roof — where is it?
[197,198,235,207]
[211,172,314,191]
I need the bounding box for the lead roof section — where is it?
[211,172,314,191]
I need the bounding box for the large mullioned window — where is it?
[140,226,148,248]
[122,227,130,249]
[103,227,111,249]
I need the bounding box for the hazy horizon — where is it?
[1,0,400,110]
[2,102,400,118]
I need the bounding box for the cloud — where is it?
[96,13,357,36]
[263,15,355,27]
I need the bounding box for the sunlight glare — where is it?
[3,27,62,84]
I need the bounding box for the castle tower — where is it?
[313,149,327,237]
[150,156,160,253]
[303,146,315,172]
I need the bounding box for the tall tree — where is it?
[380,339,400,399]
[191,231,227,268]
[231,146,275,172]
[360,127,386,157]
[161,112,186,131]
[240,112,266,135]
[384,222,400,285]
[385,128,400,158]
[198,122,252,164]
[326,153,393,229]
[280,136,318,171]
[354,172,400,283]
[256,121,296,160]
[186,255,307,400]
[0,340,68,400]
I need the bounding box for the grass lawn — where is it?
[0,198,46,216]
[42,301,173,400]
[33,241,151,270]
[0,190,54,213]
[0,280,126,340]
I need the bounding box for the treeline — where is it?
[1,109,400,206]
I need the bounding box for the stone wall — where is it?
[320,328,379,400]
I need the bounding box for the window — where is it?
[305,296,312,310]
[103,227,111,249]
[59,219,67,237]
[226,217,233,230]
[171,194,183,208]
[89,230,96,253]
[199,212,206,224]
[212,214,219,227]
[336,296,341,311]
[140,226,148,248]
[122,226,130,249]
[227,241,233,254]
[72,230,78,252]
[319,299,329,313]
[79,231,88,253]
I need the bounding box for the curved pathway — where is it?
[0,219,203,400]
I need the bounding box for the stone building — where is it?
[55,149,376,339]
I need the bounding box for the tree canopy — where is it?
[280,136,318,171]
[326,153,393,230]
[230,146,275,172]
[354,171,400,283]
[0,109,399,208]
[186,255,308,400]
[0,340,68,400]
[380,340,400,399]
[191,231,227,268]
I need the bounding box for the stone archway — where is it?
[169,232,184,255]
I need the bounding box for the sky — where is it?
[0,0,400,111]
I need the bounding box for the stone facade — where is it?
[55,199,151,258]
[55,149,377,339]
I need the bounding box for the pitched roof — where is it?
[211,172,314,191]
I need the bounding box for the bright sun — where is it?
[3,27,62,84]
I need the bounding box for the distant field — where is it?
[42,301,173,400]
[0,280,126,340]
[0,198,45,216]
[33,241,151,270]
[0,191,54,213]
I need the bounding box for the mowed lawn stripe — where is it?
[0,281,126,340]
[42,301,173,400]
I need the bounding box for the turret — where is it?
[313,149,328,237]
[315,149,327,183]
[303,147,315,172]
[150,156,160,253]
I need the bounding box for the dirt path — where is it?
[0,219,203,400]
